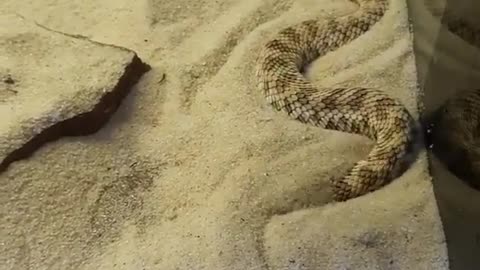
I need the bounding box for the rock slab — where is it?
[0,14,150,172]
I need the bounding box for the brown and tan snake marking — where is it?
[255,0,418,201]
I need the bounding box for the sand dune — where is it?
[0,0,449,269]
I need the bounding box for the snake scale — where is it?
[255,0,419,201]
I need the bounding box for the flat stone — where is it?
[0,14,150,172]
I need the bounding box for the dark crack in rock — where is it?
[0,14,151,173]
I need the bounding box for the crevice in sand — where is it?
[0,21,151,172]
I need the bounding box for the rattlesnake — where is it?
[255,0,419,201]
[426,4,480,190]
[430,89,480,190]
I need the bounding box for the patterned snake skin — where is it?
[431,88,480,190]
[430,12,480,190]
[255,0,418,201]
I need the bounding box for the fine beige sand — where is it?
[1,0,450,269]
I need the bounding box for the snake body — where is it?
[431,8,480,190]
[430,89,480,189]
[255,0,418,201]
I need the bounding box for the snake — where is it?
[430,88,480,190]
[255,0,419,201]
[427,7,480,191]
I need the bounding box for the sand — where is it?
[0,13,150,174]
[0,0,449,269]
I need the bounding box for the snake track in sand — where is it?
[255,0,419,201]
